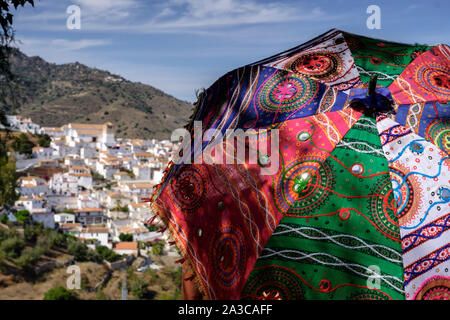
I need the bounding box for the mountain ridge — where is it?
[3,49,194,140]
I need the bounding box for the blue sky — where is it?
[11,0,450,102]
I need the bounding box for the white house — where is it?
[19,176,51,196]
[113,171,131,181]
[79,227,110,247]
[73,207,107,225]
[113,242,138,256]
[129,202,151,221]
[123,183,153,196]
[54,213,76,224]
[77,192,100,209]
[132,165,151,180]
[95,157,121,179]
[31,209,55,229]
[32,146,54,159]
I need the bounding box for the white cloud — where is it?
[17,38,111,59]
[73,0,140,21]
[147,0,327,29]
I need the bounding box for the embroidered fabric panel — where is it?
[263,32,360,91]
[377,117,450,300]
[343,32,432,87]
[153,110,360,299]
[241,115,405,300]
[389,45,450,105]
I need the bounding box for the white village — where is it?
[1,115,180,271]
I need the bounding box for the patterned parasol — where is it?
[150,29,449,300]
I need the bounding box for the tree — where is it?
[38,134,51,147]
[1,0,35,107]
[0,236,24,259]
[95,245,122,262]
[14,209,29,224]
[43,286,78,300]
[11,133,34,155]
[0,148,19,208]
[67,240,88,261]
[14,247,43,272]
[119,233,133,242]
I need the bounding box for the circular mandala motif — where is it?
[415,63,450,100]
[425,118,450,154]
[241,266,304,300]
[256,73,318,113]
[389,164,422,226]
[211,225,246,289]
[274,157,335,216]
[287,52,343,82]
[414,276,450,300]
[169,165,207,212]
[369,174,401,240]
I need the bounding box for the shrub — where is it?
[119,233,133,242]
[14,247,44,272]
[0,214,7,224]
[14,209,30,224]
[130,278,149,299]
[67,240,88,261]
[11,133,34,155]
[151,240,164,256]
[95,245,122,262]
[0,237,25,259]
[45,230,67,248]
[24,224,38,243]
[38,134,51,148]
[43,286,78,300]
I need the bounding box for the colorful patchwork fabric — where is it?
[242,115,405,300]
[150,29,450,300]
[377,117,450,300]
[344,32,432,87]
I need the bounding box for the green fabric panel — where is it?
[343,32,432,86]
[241,115,405,300]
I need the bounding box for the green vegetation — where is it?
[10,133,34,155]
[62,208,74,214]
[14,209,29,224]
[37,134,51,147]
[95,245,122,262]
[67,240,88,261]
[119,233,133,242]
[114,200,129,213]
[43,286,78,300]
[151,240,165,256]
[0,126,19,209]
[146,225,159,232]
[0,214,7,224]
[130,278,149,299]
[0,236,25,259]
[92,172,105,181]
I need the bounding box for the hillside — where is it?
[3,49,193,140]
